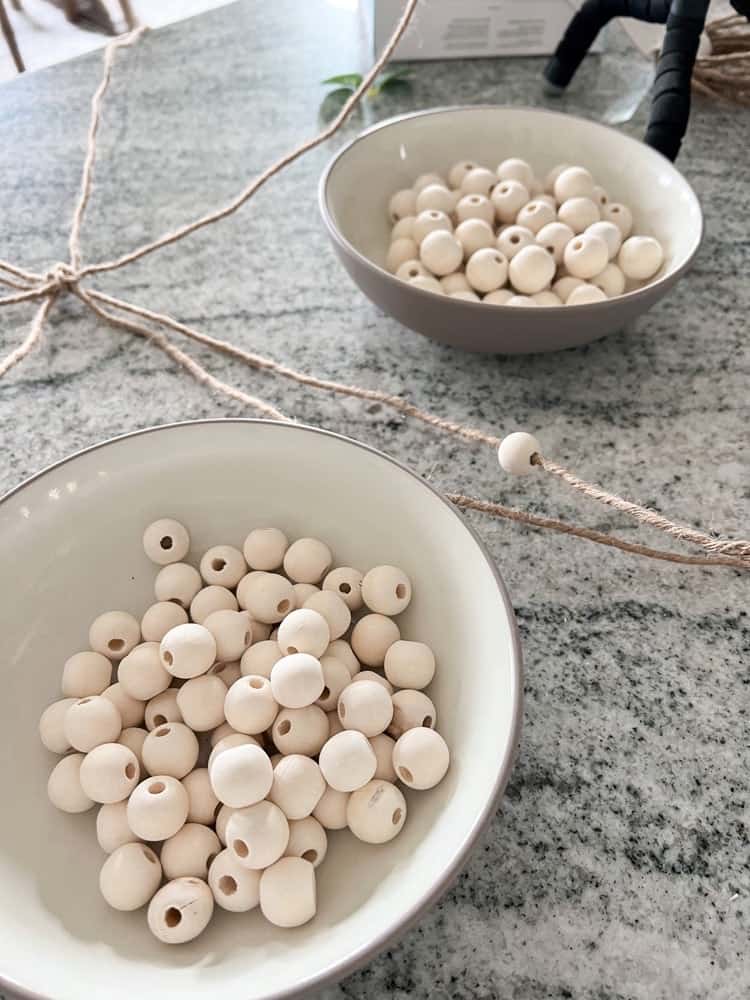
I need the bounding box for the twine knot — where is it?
[44,263,80,292]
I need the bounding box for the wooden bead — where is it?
[350,670,393,694]
[351,614,400,667]
[154,562,202,609]
[285,816,328,868]
[199,545,247,588]
[208,733,261,770]
[303,591,351,641]
[64,695,121,753]
[346,780,406,844]
[552,275,584,302]
[142,518,190,566]
[465,248,509,294]
[271,706,329,756]
[189,585,238,625]
[498,431,541,475]
[48,753,93,813]
[269,754,326,819]
[413,171,446,192]
[210,743,273,808]
[326,639,359,678]
[215,804,236,845]
[118,642,171,701]
[566,282,607,305]
[224,675,279,734]
[203,609,252,662]
[415,184,455,216]
[507,295,537,306]
[535,221,574,264]
[240,639,282,679]
[497,157,534,189]
[558,196,600,234]
[141,601,188,643]
[80,742,139,804]
[176,674,227,732]
[388,187,417,221]
[145,688,182,730]
[388,689,437,739]
[384,640,435,689]
[147,877,214,944]
[532,290,563,306]
[209,722,237,747]
[591,262,626,298]
[39,697,76,754]
[509,244,556,295]
[239,571,297,622]
[553,165,595,202]
[586,220,622,259]
[419,230,463,277]
[160,623,217,679]
[338,680,394,737]
[318,730,377,792]
[536,193,557,211]
[103,682,145,729]
[291,582,319,604]
[451,289,480,301]
[602,202,633,238]
[563,233,609,279]
[100,843,162,911]
[277,609,330,658]
[412,209,453,245]
[448,159,478,187]
[408,274,443,295]
[483,289,514,305]
[312,785,349,830]
[393,727,450,789]
[515,200,556,235]
[455,193,494,226]
[161,823,221,880]
[327,710,344,737]
[61,651,112,698]
[227,800,289,870]
[316,655,351,711]
[454,218,494,259]
[496,225,535,260]
[592,184,608,208]
[322,566,364,611]
[260,857,316,928]
[208,659,242,688]
[271,653,325,708]
[89,611,140,661]
[391,216,415,240]
[208,848,260,912]
[490,179,529,224]
[460,166,497,196]
[118,726,147,771]
[544,163,570,193]
[386,237,419,274]
[370,733,397,782]
[127,775,189,841]
[96,800,138,853]
[242,527,288,571]
[440,271,471,294]
[142,721,199,779]
[396,259,430,282]
[617,235,664,280]
[183,767,219,825]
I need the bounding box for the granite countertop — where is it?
[1,2,748,997]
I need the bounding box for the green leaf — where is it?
[321,73,363,89]
[318,88,356,122]
[380,67,413,83]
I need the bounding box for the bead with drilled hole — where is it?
[393,727,450,789]
[100,842,162,911]
[143,518,190,566]
[208,848,261,912]
[347,780,407,844]
[147,877,214,944]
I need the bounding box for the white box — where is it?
[370,0,580,60]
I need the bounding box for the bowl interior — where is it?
[324,106,702,286]
[0,421,520,1000]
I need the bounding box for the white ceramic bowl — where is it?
[0,420,522,1000]
[320,106,703,353]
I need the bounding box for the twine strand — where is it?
[0,293,57,378]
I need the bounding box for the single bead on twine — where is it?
[497,431,541,476]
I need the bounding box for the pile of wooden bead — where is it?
[386,159,665,306]
[40,520,450,945]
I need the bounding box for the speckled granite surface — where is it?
[1,2,749,997]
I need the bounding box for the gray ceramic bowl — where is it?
[319,106,703,353]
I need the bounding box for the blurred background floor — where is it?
[0,0,234,80]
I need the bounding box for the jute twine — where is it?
[0,4,747,573]
[693,14,750,106]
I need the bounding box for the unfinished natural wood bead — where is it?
[143,518,190,566]
[96,800,139,853]
[100,843,162,911]
[189,585,238,625]
[326,638,360,678]
[160,623,217,679]
[176,674,227,732]
[277,609,330,659]
[553,165,595,202]
[393,727,450,789]
[198,545,246,588]
[89,611,140,661]
[271,653,325,709]
[490,179,529,224]
[413,171,447,193]
[586,220,622,259]
[496,157,534,188]
[592,183,608,208]
[448,159,479,187]
[119,726,147,771]
[508,294,536,306]
[455,193,494,226]
[141,601,188,643]
[496,225,535,260]
[414,184,454,216]
[48,753,93,813]
[269,754,326,819]
[563,233,609,280]
[118,642,171,701]
[208,659,242,687]
[64,695,122,753]
[350,670,394,694]
[450,290,480,301]
[161,823,221,880]
[225,675,279,734]
[409,274,443,295]
[215,804,236,845]
[304,592,351,642]
[388,187,418,222]
[79,742,139,804]
[412,209,453,246]
[322,566,364,611]
[61,651,112,699]
[516,199,556,235]
[39,697,76,754]
[145,688,182,730]
[316,654,351,711]
[387,237,418,274]
[154,562,202,609]
[391,216,416,242]
[147,877,214,944]
[566,282,607,305]
[536,193,557,211]
[209,722,237,747]
[210,742,273,808]
[203,609,252,662]
[532,290,563,306]
[603,202,633,238]
[453,218,494,259]
[142,722,199,779]
[618,235,664,280]
[260,857,316,928]
[370,733,397,782]
[312,785,349,830]
[509,244,556,295]
[558,196,600,234]
[240,639,282,679]
[128,774,189,841]
[338,679,394,737]
[591,262,626,297]
[535,221,574,264]
[283,537,333,585]
[440,271,471,294]
[384,640,435,689]
[327,710,344,737]
[242,527,288,571]
[552,275,584,302]
[183,767,220,825]
[419,230,463,277]
[284,816,328,868]
[396,259,430,282]
[271,705,329,756]
[388,689,437,739]
[544,163,570,193]
[318,730,377,792]
[483,288,514,305]
[497,431,540,475]
[346,780,406,844]
[228,800,290,869]
[208,848,261,912]
[351,614,400,668]
[460,166,497,196]
[103,682,145,729]
[208,733,261,771]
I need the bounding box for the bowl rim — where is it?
[318,104,704,314]
[0,417,523,1000]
